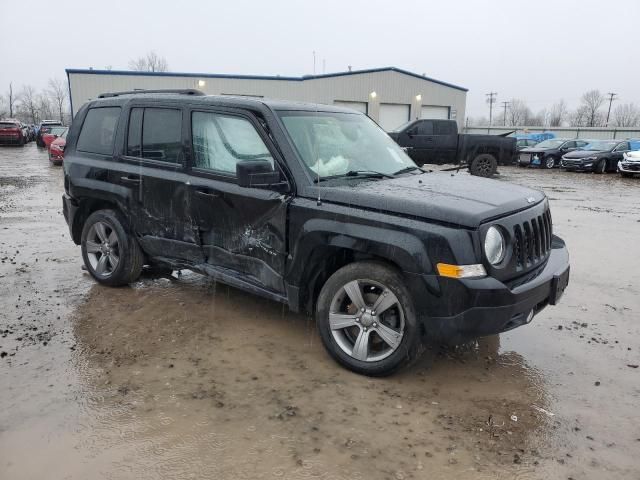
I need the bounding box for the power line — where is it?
[501,101,511,126]
[486,92,497,126]
[605,92,617,126]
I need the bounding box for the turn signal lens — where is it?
[437,263,487,279]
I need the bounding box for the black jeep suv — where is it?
[62,90,570,376]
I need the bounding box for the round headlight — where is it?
[484,226,505,265]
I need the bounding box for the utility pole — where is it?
[312,51,316,75]
[605,92,617,126]
[501,101,510,126]
[8,82,13,118]
[486,92,497,127]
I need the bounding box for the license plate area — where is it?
[549,266,570,305]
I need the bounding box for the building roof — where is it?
[65,66,468,92]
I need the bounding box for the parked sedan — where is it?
[618,150,640,177]
[561,140,632,173]
[518,139,590,169]
[48,128,67,165]
[42,126,68,150]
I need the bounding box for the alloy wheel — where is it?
[328,279,405,362]
[85,221,120,277]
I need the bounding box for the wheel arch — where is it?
[71,197,127,244]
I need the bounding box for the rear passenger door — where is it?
[186,107,289,294]
[114,104,202,263]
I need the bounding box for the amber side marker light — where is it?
[437,263,487,279]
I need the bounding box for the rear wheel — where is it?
[81,209,144,286]
[594,159,606,174]
[316,261,423,376]
[469,154,497,177]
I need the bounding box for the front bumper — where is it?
[411,235,570,344]
[618,161,640,174]
[561,159,594,171]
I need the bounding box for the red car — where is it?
[42,126,67,150]
[0,119,27,146]
[49,129,68,164]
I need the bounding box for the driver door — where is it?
[187,108,289,295]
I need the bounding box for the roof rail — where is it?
[98,89,205,98]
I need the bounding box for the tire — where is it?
[316,261,423,376]
[80,209,144,286]
[469,154,497,177]
[594,159,606,174]
[543,156,556,169]
[621,172,633,178]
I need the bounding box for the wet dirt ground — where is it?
[1,144,639,479]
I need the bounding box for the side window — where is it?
[614,142,629,152]
[416,121,433,135]
[576,141,588,148]
[126,108,143,157]
[564,141,576,149]
[76,107,121,155]
[142,108,183,163]
[191,111,274,175]
[434,121,455,135]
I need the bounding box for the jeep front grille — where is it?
[513,208,552,269]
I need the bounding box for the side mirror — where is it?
[236,159,282,189]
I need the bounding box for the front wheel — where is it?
[594,159,606,174]
[543,156,557,169]
[81,209,144,286]
[316,261,423,376]
[469,154,497,177]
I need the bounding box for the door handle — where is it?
[195,188,219,198]
[120,175,141,184]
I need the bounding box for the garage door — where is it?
[379,104,410,131]
[334,101,368,114]
[421,105,450,120]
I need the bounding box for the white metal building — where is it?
[66,67,467,130]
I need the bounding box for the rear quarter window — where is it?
[76,107,121,155]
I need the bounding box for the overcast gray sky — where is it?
[2,0,639,118]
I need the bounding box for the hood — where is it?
[563,150,605,159]
[304,172,545,228]
[624,150,640,161]
[521,146,556,154]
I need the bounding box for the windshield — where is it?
[49,126,67,136]
[535,139,565,149]
[278,111,416,179]
[583,141,617,151]
[390,120,414,133]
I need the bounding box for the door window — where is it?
[126,108,143,157]
[141,108,183,163]
[191,111,273,175]
[76,107,121,155]
[614,142,629,152]
[433,121,455,135]
[416,121,433,135]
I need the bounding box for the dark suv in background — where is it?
[62,90,570,376]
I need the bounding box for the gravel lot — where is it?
[1,144,639,479]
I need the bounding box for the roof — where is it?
[65,66,468,92]
[89,91,362,114]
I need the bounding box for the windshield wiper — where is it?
[314,170,395,183]
[392,165,425,176]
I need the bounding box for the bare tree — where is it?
[47,78,68,123]
[19,85,39,124]
[612,103,640,128]
[580,90,605,127]
[128,51,169,72]
[37,94,55,121]
[6,83,17,118]
[506,99,532,126]
[549,100,568,127]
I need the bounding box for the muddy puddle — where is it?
[1,145,639,479]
